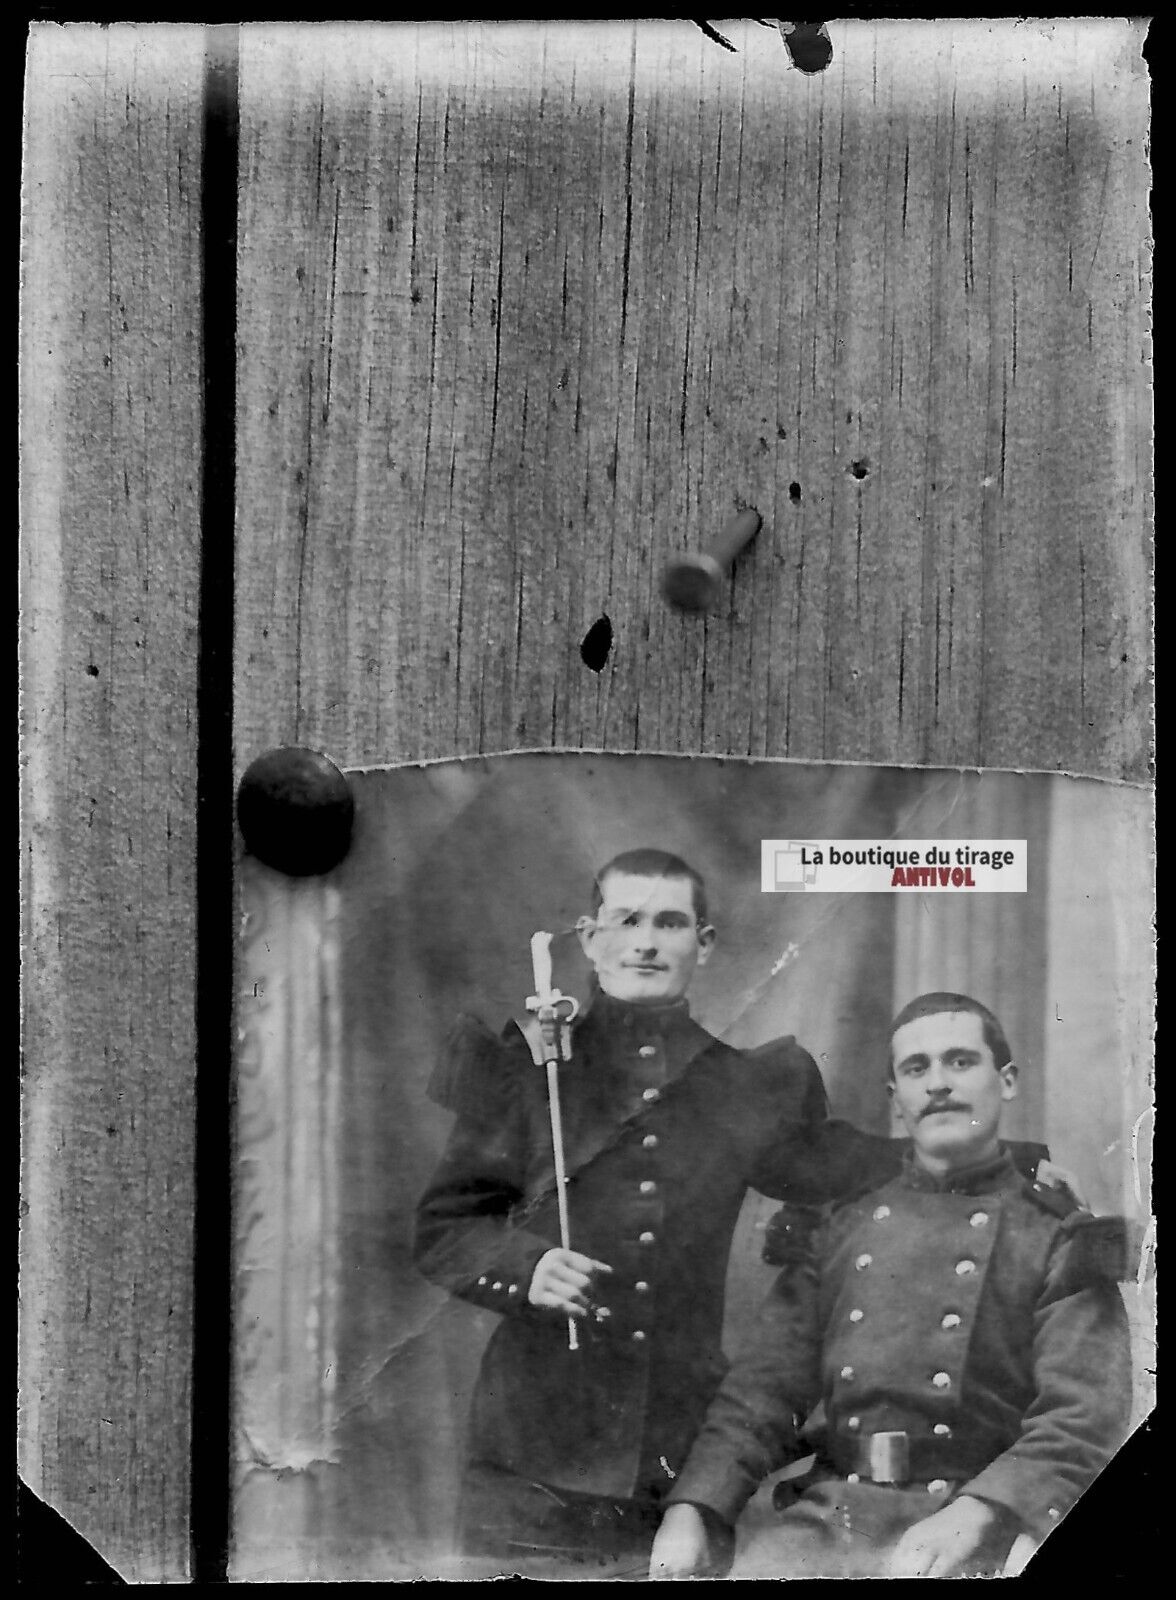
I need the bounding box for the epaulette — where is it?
[1023,1171,1141,1289]
[762,1202,825,1268]
[1007,1140,1051,1180]
[1025,1175,1083,1220]
[742,1034,826,1126]
[1056,1213,1142,1288]
[425,1011,513,1116]
[745,1035,800,1067]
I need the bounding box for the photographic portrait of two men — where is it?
[234,753,1152,1581]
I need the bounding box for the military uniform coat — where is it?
[669,1148,1132,1565]
[414,991,885,1508]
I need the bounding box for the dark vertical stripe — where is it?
[192,23,238,1584]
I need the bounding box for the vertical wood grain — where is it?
[20,24,205,1582]
[235,19,1150,780]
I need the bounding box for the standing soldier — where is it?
[413,848,842,1573]
[650,992,1133,1579]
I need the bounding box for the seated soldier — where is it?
[650,991,1133,1580]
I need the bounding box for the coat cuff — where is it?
[452,1235,553,1315]
[960,1460,1075,1544]
[666,1454,765,1528]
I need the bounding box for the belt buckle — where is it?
[865,1431,910,1485]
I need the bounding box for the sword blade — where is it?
[530,930,554,1000]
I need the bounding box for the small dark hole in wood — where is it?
[784,24,834,74]
[581,615,613,673]
[789,483,802,503]
[86,664,100,677]
[849,459,870,481]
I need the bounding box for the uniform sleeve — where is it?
[666,1258,825,1526]
[958,1229,1134,1542]
[412,1020,556,1317]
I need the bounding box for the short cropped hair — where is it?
[592,849,709,925]
[887,991,1013,1077]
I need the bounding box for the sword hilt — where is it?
[524,992,578,1062]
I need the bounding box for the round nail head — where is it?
[661,551,725,612]
[236,746,355,877]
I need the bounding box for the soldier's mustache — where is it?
[920,1099,970,1118]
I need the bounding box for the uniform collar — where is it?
[582,989,694,1038]
[902,1144,1019,1196]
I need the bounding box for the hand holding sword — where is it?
[524,931,612,1349]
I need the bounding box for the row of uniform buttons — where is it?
[843,1222,956,1502]
[839,1371,955,1394]
[594,1294,653,1343]
[593,1311,655,1344]
[840,1307,951,1327]
[842,1202,981,1394]
[835,1198,995,1489]
[629,1057,663,1343]
[476,1276,520,1295]
[852,1251,976,1276]
[843,1311,959,1329]
[853,1253,978,1277]
[844,1416,955,1438]
[594,1279,653,1308]
[845,1474,953,1493]
[868,1203,989,1228]
[611,1039,665,1345]
[839,1371,954,1391]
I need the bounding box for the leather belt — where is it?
[830,1430,990,1486]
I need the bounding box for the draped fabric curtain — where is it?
[889,772,1051,1144]
[1040,779,1153,1219]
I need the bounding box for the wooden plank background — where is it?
[21,22,206,1584]
[21,16,1151,1582]
[235,20,1150,776]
